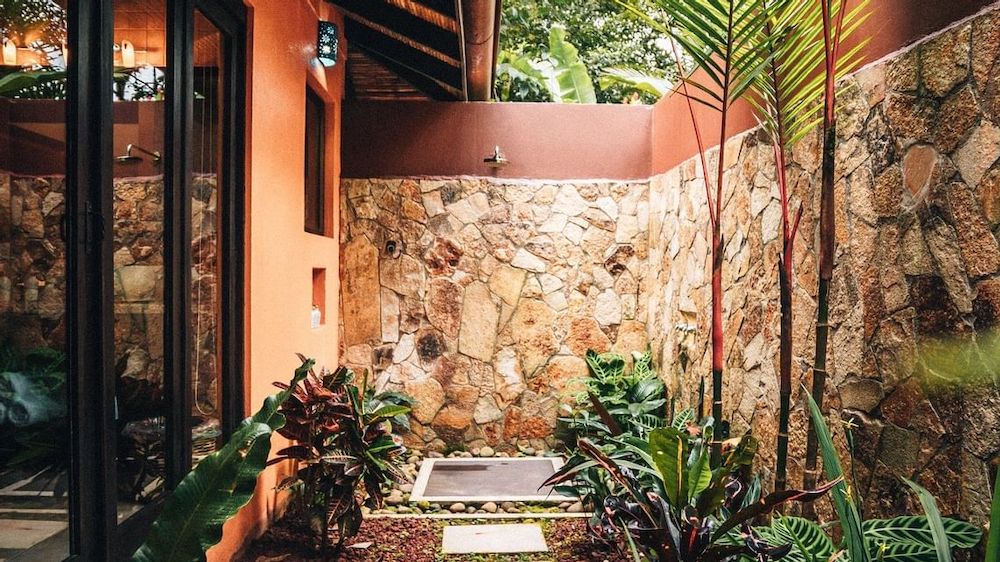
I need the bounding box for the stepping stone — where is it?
[0,519,67,549]
[411,457,574,503]
[442,523,548,554]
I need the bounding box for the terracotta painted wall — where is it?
[649,0,999,174]
[342,101,653,180]
[208,0,346,559]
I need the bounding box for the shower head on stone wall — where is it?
[116,144,162,164]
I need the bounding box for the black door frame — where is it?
[63,0,248,560]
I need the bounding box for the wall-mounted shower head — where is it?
[116,144,162,164]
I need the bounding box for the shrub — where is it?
[271,358,413,552]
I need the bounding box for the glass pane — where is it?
[0,1,71,559]
[113,0,167,519]
[191,10,223,461]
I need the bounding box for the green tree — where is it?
[498,0,677,103]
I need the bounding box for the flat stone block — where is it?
[0,519,67,549]
[410,457,574,503]
[441,524,548,554]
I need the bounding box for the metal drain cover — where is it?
[410,457,573,503]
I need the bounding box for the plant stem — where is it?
[805,0,843,507]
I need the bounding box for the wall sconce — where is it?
[2,38,16,66]
[119,40,135,68]
[317,21,338,67]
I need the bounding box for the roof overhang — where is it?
[326,0,501,101]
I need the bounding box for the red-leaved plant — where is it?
[270,355,413,553]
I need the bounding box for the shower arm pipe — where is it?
[127,143,162,163]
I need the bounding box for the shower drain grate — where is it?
[409,457,574,503]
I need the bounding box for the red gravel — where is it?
[237,517,631,561]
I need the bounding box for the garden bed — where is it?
[237,517,629,562]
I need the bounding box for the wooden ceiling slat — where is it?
[345,19,464,89]
[347,15,460,66]
[383,0,457,31]
[350,49,458,100]
[409,0,456,18]
[331,0,461,61]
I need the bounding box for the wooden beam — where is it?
[331,0,461,59]
[345,19,464,88]
[384,0,458,30]
[410,0,456,17]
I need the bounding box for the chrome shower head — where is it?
[115,144,161,164]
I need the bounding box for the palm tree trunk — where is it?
[804,121,835,496]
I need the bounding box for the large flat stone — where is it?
[0,519,67,549]
[441,524,548,554]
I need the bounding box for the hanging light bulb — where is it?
[120,40,135,68]
[2,38,16,66]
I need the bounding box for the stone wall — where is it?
[646,8,1000,523]
[0,169,220,420]
[339,177,651,452]
[0,171,65,349]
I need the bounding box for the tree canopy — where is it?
[497,0,677,103]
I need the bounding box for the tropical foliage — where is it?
[566,349,668,438]
[546,415,840,561]
[270,358,413,552]
[743,0,868,491]
[131,358,313,562]
[0,343,67,471]
[499,0,677,103]
[794,388,983,562]
[496,26,597,103]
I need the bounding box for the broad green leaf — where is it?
[132,360,313,562]
[0,70,66,97]
[687,443,712,499]
[650,427,686,505]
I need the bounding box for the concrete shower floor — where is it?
[410,457,572,504]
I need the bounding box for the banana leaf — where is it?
[131,359,313,562]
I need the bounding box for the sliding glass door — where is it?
[0,1,245,559]
[0,3,71,559]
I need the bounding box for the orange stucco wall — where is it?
[208,0,346,559]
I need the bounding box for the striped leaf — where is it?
[874,541,953,562]
[863,516,982,550]
[756,516,834,562]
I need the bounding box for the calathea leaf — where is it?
[863,516,982,550]
[755,516,835,562]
